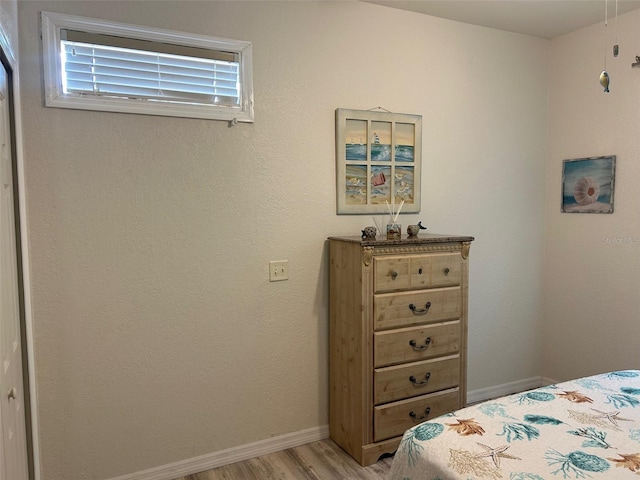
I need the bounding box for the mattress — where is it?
[388,370,640,479]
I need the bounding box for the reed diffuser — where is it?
[385,199,404,239]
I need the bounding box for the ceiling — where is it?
[361,0,640,39]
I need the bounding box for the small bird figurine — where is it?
[407,221,428,237]
[599,70,610,93]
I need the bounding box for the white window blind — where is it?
[41,12,254,122]
[61,32,240,106]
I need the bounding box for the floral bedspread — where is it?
[388,370,640,479]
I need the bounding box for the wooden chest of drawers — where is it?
[328,233,473,466]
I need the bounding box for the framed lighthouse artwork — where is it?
[335,108,422,214]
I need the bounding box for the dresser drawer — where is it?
[374,256,411,292]
[373,388,460,442]
[374,253,462,293]
[374,355,460,405]
[374,287,461,330]
[374,321,460,368]
[431,253,462,287]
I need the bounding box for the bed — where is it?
[388,370,640,479]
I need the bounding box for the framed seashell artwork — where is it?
[561,155,616,213]
[335,108,422,214]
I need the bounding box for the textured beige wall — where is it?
[17,1,548,478]
[0,0,18,59]
[544,9,640,381]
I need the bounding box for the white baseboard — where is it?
[108,425,329,480]
[109,377,549,480]
[466,375,544,405]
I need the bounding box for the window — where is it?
[41,11,254,122]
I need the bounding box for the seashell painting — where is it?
[561,155,615,214]
[573,177,600,206]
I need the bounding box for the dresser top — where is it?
[328,232,474,246]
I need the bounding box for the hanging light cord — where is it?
[604,0,608,70]
[614,0,618,51]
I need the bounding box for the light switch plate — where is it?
[269,260,289,281]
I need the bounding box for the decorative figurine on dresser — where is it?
[328,232,474,466]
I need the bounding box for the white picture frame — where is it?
[335,108,421,214]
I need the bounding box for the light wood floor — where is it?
[175,439,393,480]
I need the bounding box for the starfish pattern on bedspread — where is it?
[474,442,521,468]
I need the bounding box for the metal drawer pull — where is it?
[409,407,431,420]
[409,302,431,314]
[444,267,450,275]
[7,388,17,400]
[409,337,431,350]
[391,271,398,280]
[409,372,431,385]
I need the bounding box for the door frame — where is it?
[1,23,41,480]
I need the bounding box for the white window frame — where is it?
[41,11,254,122]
